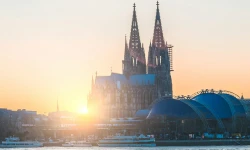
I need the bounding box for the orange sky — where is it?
[0,0,249,113]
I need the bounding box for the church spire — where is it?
[124,35,130,60]
[241,94,244,100]
[152,1,165,48]
[147,43,154,74]
[123,3,146,76]
[129,3,142,56]
[148,1,173,97]
[123,35,131,77]
[140,43,146,64]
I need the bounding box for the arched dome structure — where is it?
[138,89,248,133]
[147,98,200,119]
[192,93,232,119]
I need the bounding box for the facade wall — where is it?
[88,82,157,121]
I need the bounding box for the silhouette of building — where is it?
[88,2,174,121]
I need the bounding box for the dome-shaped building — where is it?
[135,89,250,138]
[147,98,200,119]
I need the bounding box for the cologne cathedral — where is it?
[88,2,174,121]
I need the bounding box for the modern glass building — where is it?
[135,89,250,139]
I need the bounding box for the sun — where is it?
[79,106,88,114]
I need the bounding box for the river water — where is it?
[0,146,250,150]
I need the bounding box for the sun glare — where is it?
[79,106,88,114]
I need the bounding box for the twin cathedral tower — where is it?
[88,2,174,119]
[123,2,173,97]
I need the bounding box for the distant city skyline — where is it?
[0,0,249,113]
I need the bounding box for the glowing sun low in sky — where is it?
[79,106,88,114]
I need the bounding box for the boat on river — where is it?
[98,134,156,147]
[62,141,92,147]
[0,136,43,148]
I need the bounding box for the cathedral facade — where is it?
[88,2,173,121]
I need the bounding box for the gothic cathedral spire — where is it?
[129,3,141,54]
[123,35,131,77]
[123,3,146,77]
[152,1,165,48]
[124,35,129,60]
[148,1,173,98]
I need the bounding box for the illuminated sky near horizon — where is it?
[0,0,249,113]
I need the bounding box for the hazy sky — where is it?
[0,0,249,113]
